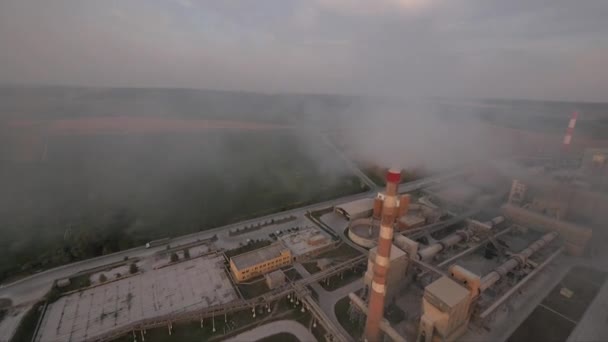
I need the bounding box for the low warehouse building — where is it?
[229,243,292,282]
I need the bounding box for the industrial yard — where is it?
[1,143,604,342]
[1,101,608,342]
[1,0,607,339]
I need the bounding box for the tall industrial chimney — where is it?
[364,168,401,342]
[562,111,578,152]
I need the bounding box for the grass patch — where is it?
[316,243,361,260]
[385,304,405,324]
[335,296,363,340]
[10,302,44,342]
[320,265,365,291]
[283,268,302,282]
[303,262,321,275]
[237,279,270,299]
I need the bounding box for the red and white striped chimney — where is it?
[364,168,401,342]
[562,111,578,152]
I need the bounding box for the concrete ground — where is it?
[35,255,236,342]
[225,319,317,342]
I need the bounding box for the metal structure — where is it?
[417,231,561,342]
[417,216,504,261]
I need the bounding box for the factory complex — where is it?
[3,111,608,342]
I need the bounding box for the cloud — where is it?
[0,0,606,101]
[174,0,194,8]
[314,0,435,15]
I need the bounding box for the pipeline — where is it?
[480,231,558,291]
[417,216,504,261]
[479,246,564,319]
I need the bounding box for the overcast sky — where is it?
[0,0,606,101]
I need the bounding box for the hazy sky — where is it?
[0,0,606,101]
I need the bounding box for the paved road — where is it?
[0,172,460,308]
[225,319,317,342]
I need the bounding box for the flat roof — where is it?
[399,214,426,226]
[231,243,288,270]
[425,276,470,308]
[279,227,332,256]
[264,269,285,281]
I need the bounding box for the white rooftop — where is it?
[35,255,237,342]
[335,198,374,217]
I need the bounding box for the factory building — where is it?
[335,198,375,220]
[229,243,292,282]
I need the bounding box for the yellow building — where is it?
[229,243,292,282]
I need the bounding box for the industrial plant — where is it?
[2,111,608,342]
[334,137,608,342]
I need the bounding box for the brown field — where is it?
[482,123,608,155]
[1,116,291,162]
[7,116,290,135]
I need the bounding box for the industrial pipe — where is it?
[417,226,514,280]
[436,226,513,268]
[417,230,468,261]
[417,216,504,261]
[479,246,564,319]
[480,231,558,291]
